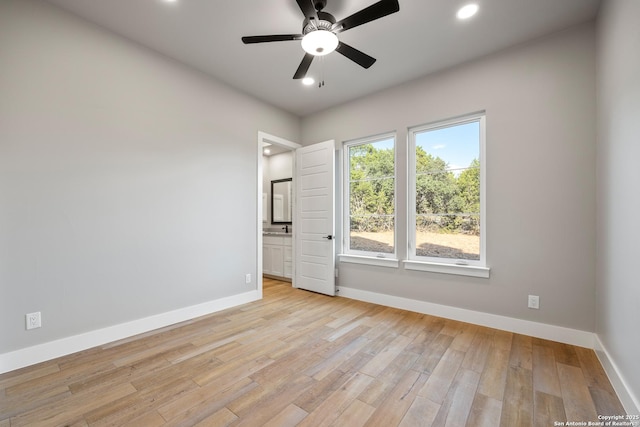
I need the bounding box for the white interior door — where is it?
[295,140,335,296]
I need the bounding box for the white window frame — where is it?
[405,112,489,278]
[340,132,398,267]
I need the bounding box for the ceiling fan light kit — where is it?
[241,0,400,81]
[301,30,339,56]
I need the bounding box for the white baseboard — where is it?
[337,286,595,348]
[594,336,640,415]
[0,290,260,375]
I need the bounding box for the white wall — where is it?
[596,0,640,413]
[302,23,597,332]
[0,0,299,356]
[268,152,294,182]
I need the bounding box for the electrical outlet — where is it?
[528,295,540,309]
[26,312,41,330]
[245,273,251,284]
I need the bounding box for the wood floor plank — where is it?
[160,377,257,425]
[461,329,493,374]
[360,334,413,377]
[532,343,562,397]
[395,311,430,340]
[550,340,581,367]
[589,387,627,417]
[443,369,481,427]
[557,362,599,422]
[575,344,626,416]
[450,323,480,352]
[294,369,356,413]
[358,378,390,407]
[477,345,510,401]
[262,403,308,427]
[1,279,624,427]
[418,348,466,404]
[534,390,566,426]
[376,349,420,386]
[297,372,374,427]
[231,375,315,427]
[316,324,370,360]
[364,369,428,427]
[466,393,502,427]
[492,329,514,351]
[412,333,455,375]
[192,408,238,427]
[194,353,275,388]
[499,366,533,427]
[306,335,370,381]
[84,377,198,426]
[170,328,257,364]
[398,395,440,427]
[121,410,168,427]
[10,382,136,427]
[0,362,61,390]
[0,384,71,420]
[509,334,533,370]
[404,316,444,355]
[332,399,376,427]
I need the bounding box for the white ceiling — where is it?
[44,0,601,117]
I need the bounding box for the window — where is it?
[343,133,396,259]
[408,113,487,273]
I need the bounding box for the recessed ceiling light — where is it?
[457,3,479,20]
[302,77,315,86]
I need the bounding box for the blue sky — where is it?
[366,122,479,171]
[415,121,480,171]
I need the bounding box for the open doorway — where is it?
[257,132,301,298]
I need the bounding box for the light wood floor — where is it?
[1,278,625,426]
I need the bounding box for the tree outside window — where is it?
[344,135,395,256]
[410,115,485,265]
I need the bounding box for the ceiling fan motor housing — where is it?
[303,11,337,35]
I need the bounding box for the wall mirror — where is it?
[271,178,292,224]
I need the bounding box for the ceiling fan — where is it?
[241,0,400,80]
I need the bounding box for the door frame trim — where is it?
[257,132,301,298]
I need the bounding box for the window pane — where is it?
[414,120,480,261]
[350,216,395,254]
[350,179,395,215]
[348,137,395,255]
[415,171,462,215]
[416,214,479,260]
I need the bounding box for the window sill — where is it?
[338,254,399,268]
[403,260,490,278]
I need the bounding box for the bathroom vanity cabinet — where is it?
[263,234,292,280]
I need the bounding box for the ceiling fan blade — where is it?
[242,34,303,44]
[296,0,319,22]
[293,53,314,79]
[335,42,376,69]
[332,0,399,33]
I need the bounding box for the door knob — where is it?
[323,235,333,240]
